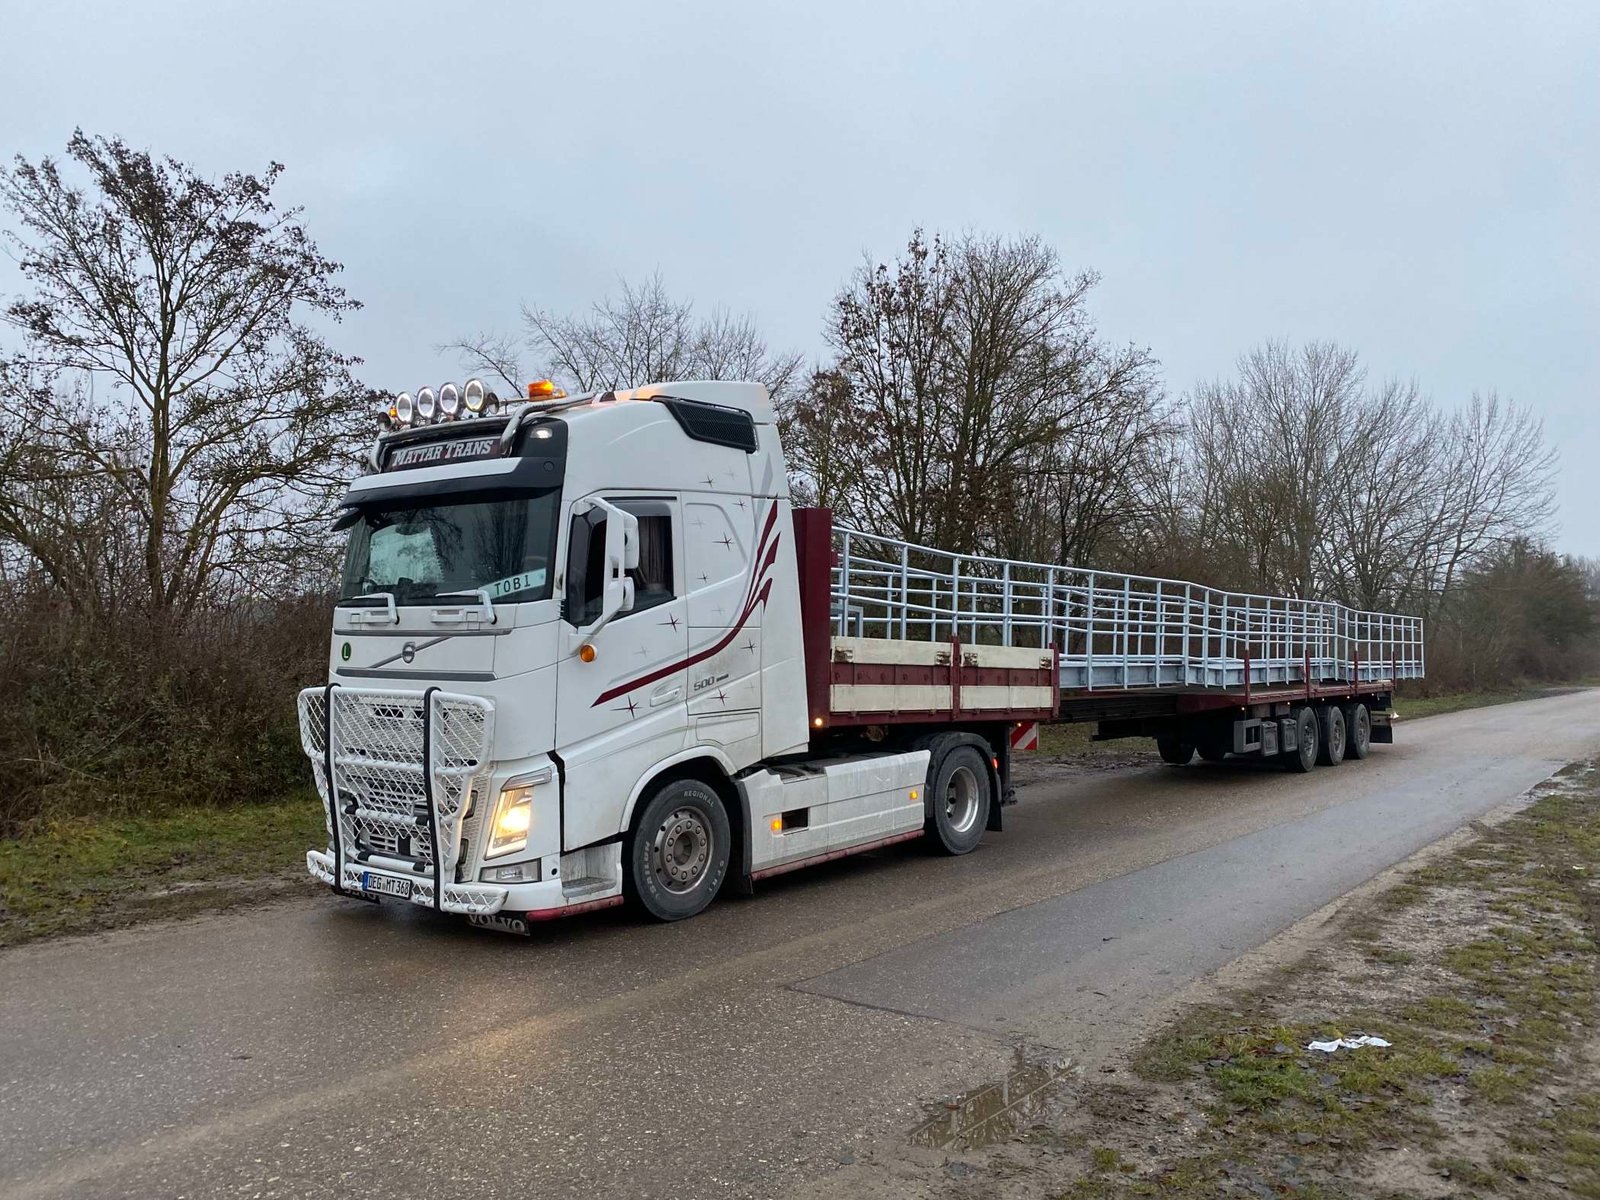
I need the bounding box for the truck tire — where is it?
[1317,704,1347,766]
[1344,703,1372,760]
[926,745,991,856]
[626,777,731,922]
[1285,706,1319,773]
[1157,738,1195,766]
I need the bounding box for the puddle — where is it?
[908,1048,1075,1150]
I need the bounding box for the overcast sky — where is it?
[5,0,1597,553]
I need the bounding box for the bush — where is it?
[0,587,330,835]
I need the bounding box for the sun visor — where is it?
[338,453,563,509]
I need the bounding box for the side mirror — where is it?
[573,498,639,639]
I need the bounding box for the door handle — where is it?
[649,687,682,707]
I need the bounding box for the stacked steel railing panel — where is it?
[830,527,1424,691]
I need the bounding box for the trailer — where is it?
[298,378,1423,928]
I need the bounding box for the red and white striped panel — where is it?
[1009,721,1040,752]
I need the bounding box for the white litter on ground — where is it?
[1307,1035,1392,1053]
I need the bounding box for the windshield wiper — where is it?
[429,589,496,625]
[339,591,399,626]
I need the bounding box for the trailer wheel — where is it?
[1157,738,1195,766]
[1285,706,1319,773]
[1318,704,1347,766]
[926,745,991,856]
[625,777,731,922]
[1344,703,1372,760]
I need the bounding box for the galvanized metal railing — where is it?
[831,527,1425,691]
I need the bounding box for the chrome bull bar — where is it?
[297,683,499,913]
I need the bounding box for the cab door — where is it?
[554,495,689,850]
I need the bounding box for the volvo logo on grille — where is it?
[401,642,417,664]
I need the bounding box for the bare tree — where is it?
[436,329,524,395]
[0,132,365,628]
[1185,342,1367,597]
[787,230,1163,558]
[1423,393,1557,613]
[777,367,864,511]
[449,273,803,403]
[1178,341,1559,644]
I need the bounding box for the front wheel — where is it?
[626,778,731,922]
[926,745,991,855]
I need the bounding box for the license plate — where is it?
[361,871,412,899]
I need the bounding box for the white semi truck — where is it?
[300,379,1425,930]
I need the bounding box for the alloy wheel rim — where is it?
[651,807,712,894]
[945,766,980,834]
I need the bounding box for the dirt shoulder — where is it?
[807,760,1600,1199]
[0,796,323,948]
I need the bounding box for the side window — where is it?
[563,508,607,627]
[626,512,675,614]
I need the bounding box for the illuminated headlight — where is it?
[438,381,461,419]
[415,386,437,423]
[485,769,552,859]
[463,378,487,414]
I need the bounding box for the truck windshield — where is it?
[339,490,561,605]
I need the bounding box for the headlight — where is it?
[485,769,551,859]
[415,386,437,422]
[463,378,487,414]
[393,391,414,426]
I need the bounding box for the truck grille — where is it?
[298,686,494,889]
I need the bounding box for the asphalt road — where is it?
[3,691,1598,1200]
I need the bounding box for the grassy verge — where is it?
[1395,685,1593,721]
[1035,721,1156,764]
[989,761,1599,1199]
[0,793,323,948]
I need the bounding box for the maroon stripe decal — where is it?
[593,502,781,708]
[741,504,780,607]
[594,576,775,706]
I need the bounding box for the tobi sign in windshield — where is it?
[341,491,560,605]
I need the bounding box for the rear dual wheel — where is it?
[1284,706,1319,773]
[1344,703,1372,760]
[1318,704,1347,766]
[926,745,991,856]
[1157,738,1195,766]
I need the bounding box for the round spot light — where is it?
[415,386,437,422]
[394,392,415,426]
[463,378,487,415]
[438,382,461,419]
